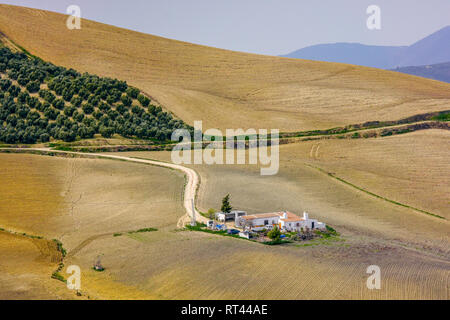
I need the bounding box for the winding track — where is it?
[0,148,207,229]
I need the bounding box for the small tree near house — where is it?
[267,225,281,241]
[221,194,232,213]
[207,208,216,220]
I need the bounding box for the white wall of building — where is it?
[236,211,326,232]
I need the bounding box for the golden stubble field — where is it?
[0,231,76,299]
[0,153,185,299]
[301,130,450,220]
[120,131,449,245]
[66,225,449,300]
[106,132,449,299]
[1,4,450,131]
[1,143,448,299]
[0,4,448,300]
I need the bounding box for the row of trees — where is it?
[0,46,193,144]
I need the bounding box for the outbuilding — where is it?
[216,210,247,222]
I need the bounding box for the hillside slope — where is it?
[0,47,190,144]
[1,5,450,131]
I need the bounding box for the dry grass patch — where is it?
[118,146,449,255]
[0,152,185,299]
[65,227,449,299]
[0,153,185,250]
[296,130,450,219]
[0,153,68,236]
[103,147,449,299]
[0,231,77,299]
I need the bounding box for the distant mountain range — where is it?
[282,26,450,70]
[391,61,450,83]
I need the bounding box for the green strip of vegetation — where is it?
[53,239,67,257]
[53,145,73,151]
[185,223,242,239]
[262,239,292,245]
[112,227,158,237]
[281,110,450,139]
[51,262,66,283]
[431,113,450,121]
[0,225,44,239]
[306,164,445,220]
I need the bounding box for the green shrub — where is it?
[17,75,30,86]
[39,133,50,142]
[51,272,66,282]
[432,113,450,121]
[26,80,41,93]
[8,84,21,97]
[63,106,76,117]
[137,94,150,107]
[121,94,132,106]
[70,96,83,107]
[82,103,94,115]
[267,226,281,241]
[99,125,114,138]
[52,98,65,110]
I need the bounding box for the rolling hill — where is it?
[1,4,449,301]
[1,4,450,132]
[391,61,450,83]
[282,26,450,70]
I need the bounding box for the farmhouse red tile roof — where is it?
[281,217,305,222]
[241,211,304,221]
[241,213,281,220]
[280,211,305,222]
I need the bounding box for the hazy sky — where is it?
[3,0,450,55]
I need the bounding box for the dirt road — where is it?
[0,148,206,228]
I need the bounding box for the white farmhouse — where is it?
[236,212,282,231]
[236,211,325,232]
[279,212,326,232]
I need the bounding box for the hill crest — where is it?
[1,4,450,132]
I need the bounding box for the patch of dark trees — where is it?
[0,46,193,144]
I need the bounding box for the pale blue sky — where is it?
[2,0,450,55]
